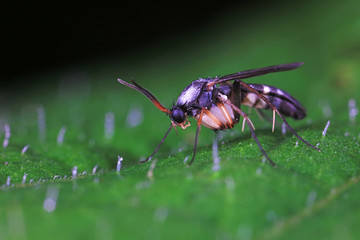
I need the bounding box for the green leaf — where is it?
[1,1,360,239]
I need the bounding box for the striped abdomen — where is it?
[195,102,237,130]
[241,84,306,119]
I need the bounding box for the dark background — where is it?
[3,1,290,90]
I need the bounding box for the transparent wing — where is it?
[212,62,304,84]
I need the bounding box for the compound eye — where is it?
[171,108,185,123]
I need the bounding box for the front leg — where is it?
[188,108,205,166]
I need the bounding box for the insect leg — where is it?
[272,109,276,132]
[238,81,320,151]
[188,109,204,166]
[140,124,173,163]
[255,109,282,128]
[218,95,276,167]
[242,115,256,132]
[242,118,246,132]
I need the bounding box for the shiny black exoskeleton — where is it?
[170,78,233,124]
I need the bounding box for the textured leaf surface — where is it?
[1,1,360,239]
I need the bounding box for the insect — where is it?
[117,62,320,167]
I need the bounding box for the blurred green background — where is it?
[1,0,360,239]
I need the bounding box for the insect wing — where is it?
[214,62,304,83]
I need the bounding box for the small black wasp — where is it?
[118,62,320,167]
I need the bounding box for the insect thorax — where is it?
[176,78,213,108]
